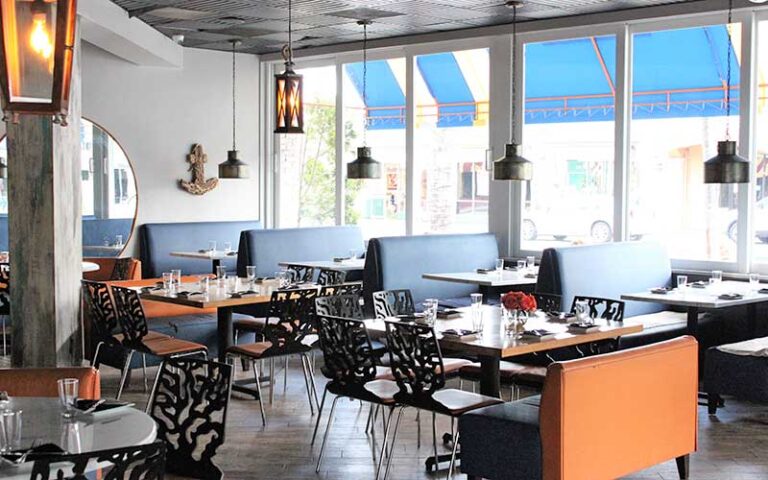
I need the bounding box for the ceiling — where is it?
[111,0,701,55]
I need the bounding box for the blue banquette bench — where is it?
[362,233,500,314]
[535,241,723,349]
[139,220,262,278]
[236,225,364,278]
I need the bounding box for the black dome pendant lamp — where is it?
[219,39,250,179]
[347,20,382,180]
[494,1,532,181]
[704,0,748,184]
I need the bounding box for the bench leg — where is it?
[707,392,721,415]
[675,455,690,479]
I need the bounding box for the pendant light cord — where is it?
[288,0,293,65]
[232,41,237,151]
[363,21,369,147]
[725,0,733,140]
[511,4,518,145]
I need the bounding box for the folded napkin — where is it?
[717,337,768,357]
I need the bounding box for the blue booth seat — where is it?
[139,220,262,278]
[236,225,364,278]
[363,233,499,312]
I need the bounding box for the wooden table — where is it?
[422,269,538,287]
[0,397,156,479]
[365,305,642,397]
[622,280,768,337]
[169,250,237,274]
[141,281,271,396]
[278,258,365,272]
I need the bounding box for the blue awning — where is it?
[345,61,405,130]
[416,53,476,127]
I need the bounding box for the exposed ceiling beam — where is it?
[79,0,183,67]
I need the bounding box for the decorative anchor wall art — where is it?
[179,144,219,195]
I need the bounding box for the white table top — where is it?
[0,397,157,478]
[278,259,365,271]
[81,262,100,273]
[422,269,538,287]
[622,280,768,309]
[170,250,237,260]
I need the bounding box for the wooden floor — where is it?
[103,359,768,480]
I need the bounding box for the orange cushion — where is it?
[83,258,142,281]
[0,367,101,400]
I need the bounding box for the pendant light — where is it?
[347,20,381,180]
[218,40,249,179]
[274,0,304,134]
[494,1,532,181]
[704,0,748,184]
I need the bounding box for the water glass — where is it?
[171,269,182,290]
[216,266,227,286]
[61,421,81,454]
[223,242,233,254]
[749,273,760,291]
[495,258,504,273]
[677,275,688,290]
[470,293,483,309]
[115,235,124,247]
[57,378,78,419]
[471,309,484,333]
[0,409,22,453]
[246,266,257,288]
[574,300,591,324]
[516,259,527,270]
[423,298,438,326]
[711,270,723,283]
[162,272,172,292]
[208,240,217,253]
[198,276,210,294]
[349,249,358,260]
[527,256,535,272]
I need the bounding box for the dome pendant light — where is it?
[494,1,532,181]
[704,0,748,184]
[347,20,382,180]
[219,40,250,179]
[274,0,304,134]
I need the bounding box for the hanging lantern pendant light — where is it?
[494,1,532,181]
[219,40,249,179]
[274,0,304,134]
[704,0,748,184]
[347,19,381,180]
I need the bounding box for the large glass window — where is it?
[277,65,337,228]
[343,57,406,238]
[628,24,741,262]
[413,48,490,234]
[521,35,616,251]
[753,20,768,263]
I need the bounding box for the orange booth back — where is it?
[0,367,101,400]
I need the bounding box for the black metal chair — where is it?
[532,292,562,312]
[317,268,347,286]
[225,287,321,426]
[285,264,315,283]
[571,295,625,322]
[315,294,364,319]
[382,321,503,479]
[371,289,415,318]
[0,262,9,357]
[318,282,363,297]
[30,441,166,479]
[147,357,231,480]
[313,314,399,479]
[110,285,208,398]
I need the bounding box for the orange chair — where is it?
[459,336,698,480]
[0,367,101,400]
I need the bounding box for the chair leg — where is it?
[269,358,275,404]
[447,431,461,480]
[116,350,134,400]
[315,395,341,473]
[252,361,267,427]
[365,403,375,434]
[416,410,421,448]
[283,356,289,394]
[141,354,149,392]
[431,411,439,471]
[382,406,406,480]
[91,341,104,368]
[299,354,316,415]
[707,392,721,415]
[375,406,397,480]
[144,358,165,414]
[303,353,320,409]
[675,454,690,479]
[311,386,329,445]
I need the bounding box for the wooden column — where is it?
[7,31,82,367]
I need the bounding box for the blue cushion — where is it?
[536,241,671,318]
[363,233,499,307]
[139,220,262,278]
[236,226,364,278]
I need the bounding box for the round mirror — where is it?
[0,118,138,257]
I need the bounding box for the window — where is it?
[276,65,337,228]
[753,20,768,264]
[521,35,616,250]
[343,57,406,238]
[413,48,490,234]
[628,24,741,262]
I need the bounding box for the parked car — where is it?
[523,203,614,243]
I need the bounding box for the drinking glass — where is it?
[526,256,535,272]
[208,240,217,253]
[115,235,123,247]
[677,275,688,291]
[171,269,182,292]
[61,421,81,454]
[216,266,227,288]
[470,293,483,309]
[0,409,22,453]
[349,249,358,260]
[223,242,233,254]
[162,272,172,292]
[198,276,210,294]
[574,300,591,324]
[516,259,527,271]
[495,258,504,273]
[246,266,257,289]
[57,378,78,419]
[749,273,760,291]
[711,270,723,283]
[423,298,438,326]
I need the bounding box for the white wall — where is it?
[81,42,261,256]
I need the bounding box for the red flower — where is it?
[502,291,537,312]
